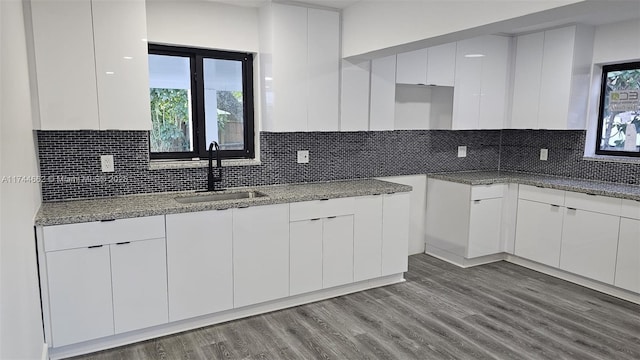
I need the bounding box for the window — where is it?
[148,44,254,160]
[596,61,640,157]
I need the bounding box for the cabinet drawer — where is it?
[518,185,565,205]
[564,191,621,216]
[290,197,355,221]
[471,184,506,200]
[43,215,165,252]
[621,199,640,220]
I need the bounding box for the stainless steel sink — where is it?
[175,191,268,204]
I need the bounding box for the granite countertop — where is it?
[35,179,412,226]
[428,171,640,201]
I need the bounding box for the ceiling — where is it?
[210,0,361,10]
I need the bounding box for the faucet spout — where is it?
[207,141,223,191]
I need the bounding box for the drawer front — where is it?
[290,197,355,221]
[564,191,622,216]
[518,185,565,205]
[43,215,165,252]
[471,184,506,200]
[621,199,640,220]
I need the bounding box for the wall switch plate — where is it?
[100,155,115,172]
[457,146,467,158]
[540,148,549,161]
[297,150,309,164]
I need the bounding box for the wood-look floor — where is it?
[70,254,640,360]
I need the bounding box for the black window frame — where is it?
[595,61,640,158]
[148,44,255,160]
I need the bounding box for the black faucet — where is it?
[207,141,223,191]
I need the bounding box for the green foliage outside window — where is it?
[150,88,191,153]
[600,68,640,152]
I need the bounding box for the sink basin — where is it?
[175,191,268,204]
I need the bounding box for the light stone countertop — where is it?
[428,171,640,202]
[35,179,412,226]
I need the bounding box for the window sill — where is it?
[149,158,262,170]
[583,155,640,165]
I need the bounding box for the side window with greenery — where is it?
[596,62,640,157]
[148,45,254,160]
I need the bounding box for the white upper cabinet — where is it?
[396,43,456,86]
[453,35,511,130]
[396,49,428,85]
[340,60,371,131]
[260,4,340,132]
[510,25,594,129]
[28,0,151,130]
[92,0,151,130]
[370,54,397,131]
[29,0,100,130]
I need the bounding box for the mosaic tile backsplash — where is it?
[36,129,639,201]
[37,130,500,201]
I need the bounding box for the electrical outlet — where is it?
[100,155,114,172]
[457,146,467,158]
[297,150,309,164]
[540,148,549,161]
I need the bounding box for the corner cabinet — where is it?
[452,35,512,130]
[260,3,340,132]
[27,0,151,130]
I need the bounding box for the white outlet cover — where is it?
[540,148,549,161]
[457,146,467,158]
[297,150,309,164]
[101,155,115,172]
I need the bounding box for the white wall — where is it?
[342,0,584,58]
[592,18,640,64]
[0,1,45,359]
[145,0,259,52]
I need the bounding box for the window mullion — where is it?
[194,54,207,158]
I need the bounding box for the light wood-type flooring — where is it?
[70,254,640,360]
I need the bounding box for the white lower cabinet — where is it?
[46,246,114,347]
[354,195,383,281]
[166,210,233,321]
[560,208,620,284]
[233,204,290,308]
[289,219,323,295]
[468,198,503,258]
[514,199,564,267]
[615,218,640,293]
[110,238,168,334]
[382,193,410,274]
[323,215,355,288]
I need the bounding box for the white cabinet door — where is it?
[92,0,151,130]
[514,200,564,267]
[396,49,428,85]
[452,38,482,129]
[166,210,233,321]
[370,55,397,131]
[467,198,503,258]
[560,208,620,284]
[323,215,355,288]
[271,3,308,132]
[307,8,340,131]
[510,32,544,129]
[426,42,456,87]
[382,193,410,275]
[110,238,168,334]
[233,204,290,308]
[290,219,323,295]
[354,195,383,281]
[538,26,575,130]
[46,246,113,347]
[341,60,371,131]
[29,0,100,130]
[615,218,640,293]
[478,36,510,130]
